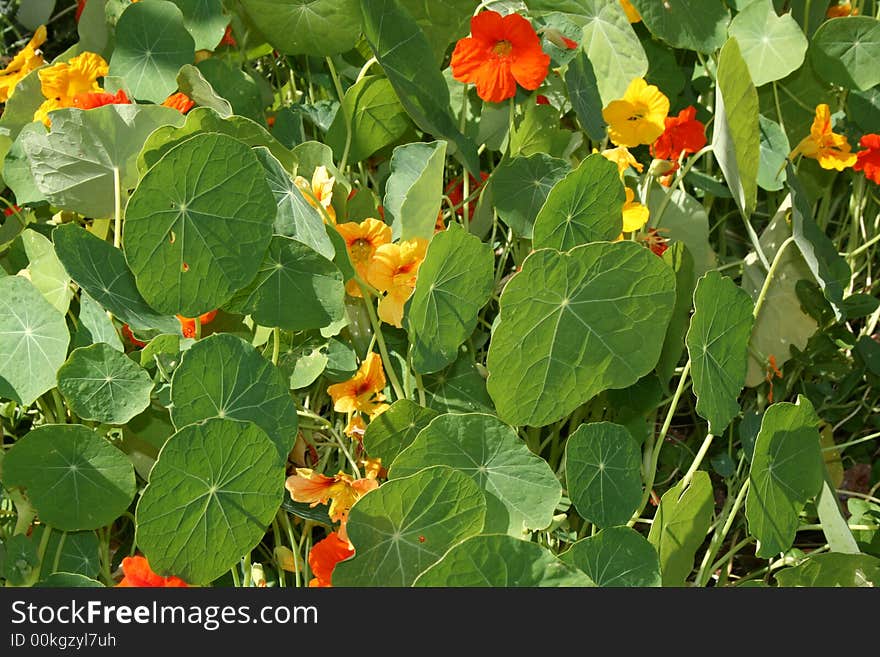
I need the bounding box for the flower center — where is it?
[492,40,513,57]
[350,238,372,263]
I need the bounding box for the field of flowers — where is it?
[0,0,878,588]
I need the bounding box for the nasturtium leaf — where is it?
[648,471,714,587]
[757,115,790,192]
[564,422,643,529]
[364,399,439,466]
[169,0,227,51]
[57,343,153,425]
[406,224,493,374]
[124,133,275,317]
[728,1,808,87]
[77,292,124,352]
[390,413,562,534]
[849,87,880,133]
[383,141,447,242]
[326,76,411,164]
[13,104,184,218]
[641,35,686,100]
[225,236,345,331]
[398,0,476,65]
[170,333,298,461]
[332,466,486,587]
[175,64,233,118]
[656,243,695,388]
[196,58,264,123]
[559,526,662,587]
[510,103,575,159]
[53,224,180,334]
[109,1,196,102]
[686,271,755,435]
[22,229,72,314]
[758,58,833,146]
[630,0,730,53]
[0,276,69,406]
[31,527,100,578]
[712,38,760,219]
[487,241,676,427]
[565,50,607,142]
[746,395,824,558]
[239,0,361,56]
[414,534,594,587]
[424,351,494,414]
[811,16,880,91]
[38,573,104,588]
[816,480,860,555]
[276,334,329,389]
[775,553,880,587]
[361,0,480,177]
[135,418,285,585]
[532,154,623,251]
[490,154,570,239]
[1,424,135,531]
[2,534,38,586]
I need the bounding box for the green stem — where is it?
[681,432,715,490]
[278,511,302,588]
[194,314,202,340]
[695,478,750,587]
[753,236,795,320]
[35,524,53,583]
[652,145,713,226]
[356,280,405,401]
[822,431,880,453]
[113,167,123,249]
[271,327,281,366]
[99,526,114,585]
[230,565,241,587]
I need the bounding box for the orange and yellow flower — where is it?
[295,165,336,224]
[450,10,550,103]
[116,556,189,587]
[72,88,130,110]
[307,531,354,587]
[34,51,108,125]
[790,104,857,171]
[162,92,195,114]
[601,146,643,177]
[619,0,642,23]
[334,218,392,297]
[0,25,47,103]
[854,134,880,185]
[602,78,669,148]
[827,2,858,18]
[367,238,428,328]
[285,468,379,524]
[327,351,388,417]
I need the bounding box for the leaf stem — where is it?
[356,280,405,401]
[113,167,123,249]
[695,478,750,586]
[681,432,715,490]
[752,236,795,320]
[271,326,281,366]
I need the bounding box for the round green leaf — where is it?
[728,1,808,87]
[196,58,263,122]
[564,422,643,528]
[31,527,100,578]
[811,16,880,91]
[38,573,105,588]
[414,534,595,587]
[225,236,345,331]
[1,424,136,531]
[423,351,495,414]
[532,154,623,251]
[239,0,362,56]
[490,154,570,239]
[757,115,790,192]
[384,140,447,242]
[57,343,154,425]
[109,0,196,102]
[560,526,661,587]
[170,333,299,461]
[390,413,562,534]
[170,0,228,51]
[630,0,730,53]
[0,276,70,406]
[364,399,439,466]
[775,553,880,587]
[77,291,124,352]
[135,418,284,585]
[22,229,72,315]
[486,241,676,427]
[124,132,275,317]
[332,466,486,587]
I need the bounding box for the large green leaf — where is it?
[225,236,345,331]
[532,154,623,251]
[195,59,263,123]
[57,343,154,425]
[648,471,714,586]
[108,0,196,102]
[135,418,284,584]
[559,526,662,587]
[656,242,695,388]
[712,38,760,218]
[746,395,824,558]
[775,553,880,587]
[77,292,124,352]
[124,133,275,317]
[170,0,227,51]
[728,1,808,87]
[12,104,184,218]
[170,333,298,461]
[332,466,486,587]
[383,140,447,241]
[405,224,493,374]
[175,64,233,118]
[360,0,479,176]
[1,424,135,531]
[630,0,730,53]
[414,534,594,587]
[22,229,72,315]
[686,271,755,435]
[424,351,494,414]
[649,187,719,276]
[565,50,607,142]
[489,154,570,239]
[564,422,643,529]
[811,16,880,91]
[31,527,100,578]
[398,0,477,65]
[239,0,362,56]
[364,399,439,466]
[816,480,860,555]
[53,224,180,334]
[486,241,676,427]
[38,573,104,588]
[390,413,562,534]
[0,276,69,406]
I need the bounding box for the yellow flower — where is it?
[622,188,649,233]
[334,218,392,297]
[344,414,366,439]
[295,165,336,224]
[790,104,857,171]
[601,146,643,177]
[619,0,642,23]
[602,78,669,148]
[327,352,388,417]
[34,51,108,126]
[285,468,378,524]
[367,238,428,328]
[0,25,47,103]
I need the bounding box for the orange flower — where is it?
[619,0,642,23]
[344,413,366,439]
[162,92,195,114]
[72,88,130,110]
[76,0,88,22]
[285,468,378,524]
[854,134,880,185]
[34,51,108,125]
[602,78,669,148]
[116,556,189,587]
[641,228,669,257]
[367,238,428,328]
[790,104,857,171]
[0,25,46,103]
[219,24,237,48]
[827,2,858,17]
[122,324,147,348]
[308,531,354,587]
[334,218,392,297]
[327,352,388,417]
[650,106,707,164]
[176,310,217,338]
[445,172,489,221]
[450,11,550,103]
[295,165,336,224]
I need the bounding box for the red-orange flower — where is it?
[445,171,489,220]
[450,11,550,103]
[308,532,354,588]
[72,88,130,110]
[122,324,147,348]
[854,134,880,185]
[219,24,237,48]
[642,228,669,257]
[651,106,707,163]
[177,310,217,338]
[162,92,195,114]
[116,556,189,587]
[76,0,87,22]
